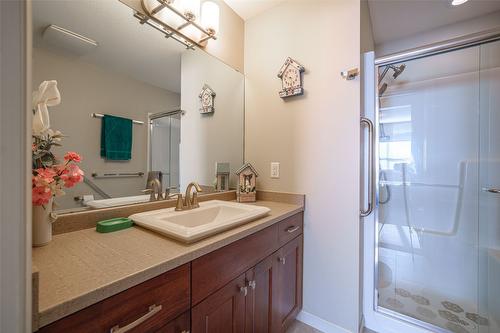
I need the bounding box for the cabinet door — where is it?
[191,273,247,333]
[245,255,278,333]
[276,236,303,332]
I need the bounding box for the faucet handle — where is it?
[175,194,184,211]
[141,188,156,201]
[164,186,178,199]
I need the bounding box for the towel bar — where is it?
[92,172,145,178]
[91,113,144,125]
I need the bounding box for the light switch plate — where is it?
[271,162,280,178]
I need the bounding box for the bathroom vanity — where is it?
[33,193,304,333]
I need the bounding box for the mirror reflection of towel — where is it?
[100,114,132,160]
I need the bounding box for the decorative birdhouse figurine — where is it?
[277,57,305,98]
[214,162,230,192]
[199,84,216,114]
[236,163,258,202]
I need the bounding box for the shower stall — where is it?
[362,31,500,333]
[149,110,181,191]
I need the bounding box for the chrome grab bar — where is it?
[360,117,375,217]
[483,187,500,194]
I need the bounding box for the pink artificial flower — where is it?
[32,185,52,206]
[60,164,84,188]
[64,151,82,163]
[33,168,57,188]
[36,167,57,180]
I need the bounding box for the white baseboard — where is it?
[297,311,353,333]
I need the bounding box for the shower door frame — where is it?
[362,27,500,333]
[148,109,183,191]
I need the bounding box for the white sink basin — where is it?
[129,200,271,243]
[86,195,151,209]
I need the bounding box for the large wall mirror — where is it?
[32,0,244,212]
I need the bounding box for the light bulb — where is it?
[451,0,468,6]
[201,1,219,34]
[176,0,200,20]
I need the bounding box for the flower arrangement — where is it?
[32,81,83,207]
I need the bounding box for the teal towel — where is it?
[100,114,133,160]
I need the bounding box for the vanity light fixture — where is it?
[451,0,468,6]
[133,0,219,49]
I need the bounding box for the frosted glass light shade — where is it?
[176,0,200,19]
[201,1,219,33]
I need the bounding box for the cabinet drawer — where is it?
[155,311,190,333]
[39,264,190,333]
[191,225,278,305]
[278,213,303,246]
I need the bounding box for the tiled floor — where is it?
[286,320,379,333]
[286,320,323,333]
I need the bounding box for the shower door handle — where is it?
[360,117,375,217]
[483,187,500,194]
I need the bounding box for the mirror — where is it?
[32,0,244,212]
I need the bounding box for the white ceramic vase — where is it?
[32,198,57,247]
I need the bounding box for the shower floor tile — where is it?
[378,281,488,333]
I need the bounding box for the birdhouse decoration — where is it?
[214,162,230,192]
[236,163,258,202]
[277,57,305,98]
[199,84,216,114]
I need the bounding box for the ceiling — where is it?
[32,0,186,93]
[368,0,500,45]
[223,0,285,20]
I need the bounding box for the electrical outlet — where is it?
[271,162,280,178]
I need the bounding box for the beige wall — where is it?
[33,47,180,209]
[244,1,361,332]
[203,0,245,73]
[180,49,244,190]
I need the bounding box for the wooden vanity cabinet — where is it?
[191,273,247,332]
[191,234,303,333]
[275,236,303,332]
[38,264,191,333]
[155,312,190,333]
[191,209,303,333]
[245,254,278,333]
[37,213,303,333]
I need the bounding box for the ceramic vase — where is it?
[32,198,57,247]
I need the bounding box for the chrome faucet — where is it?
[175,182,203,211]
[142,179,162,201]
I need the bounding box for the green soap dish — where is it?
[96,217,133,233]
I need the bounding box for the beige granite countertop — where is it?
[32,199,303,328]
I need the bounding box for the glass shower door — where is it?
[150,112,181,191]
[376,45,482,332]
[478,39,500,333]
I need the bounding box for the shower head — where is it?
[391,64,406,79]
[378,63,406,96]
